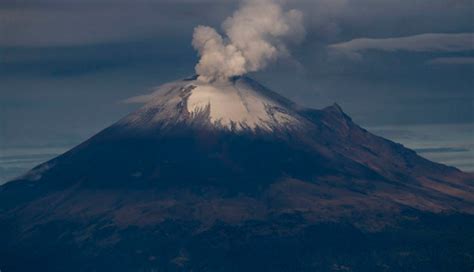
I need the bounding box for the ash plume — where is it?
[192,0,305,82]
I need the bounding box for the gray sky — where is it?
[1,0,473,182]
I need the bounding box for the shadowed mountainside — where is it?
[1,76,473,271]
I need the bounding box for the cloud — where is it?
[192,26,247,81]
[192,0,305,82]
[2,0,471,50]
[414,147,470,153]
[427,57,474,65]
[122,94,156,104]
[328,33,474,59]
[0,1,232,47]
[122,81,188,104]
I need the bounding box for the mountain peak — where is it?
[331,102,343,112]
[322,102,352,122]
[120,76,304,132]
[323,103,344,114]
[2,75,473,271]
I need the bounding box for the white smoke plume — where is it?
[192,0,305,82]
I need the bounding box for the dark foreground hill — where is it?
[1,76,473,271]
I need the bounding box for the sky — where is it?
[0,0,473,183]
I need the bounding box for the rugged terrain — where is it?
[1,76,473,271]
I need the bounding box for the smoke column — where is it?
[192,0,305,82]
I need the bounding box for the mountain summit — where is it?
[120,76,303,132]
[1,77,473,271]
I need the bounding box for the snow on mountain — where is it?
[2,75,474,271]
[121,76,303,131]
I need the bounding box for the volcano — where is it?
[1,76,473,271]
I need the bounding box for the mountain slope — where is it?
[1,76,473,271]
[119,76,304,132]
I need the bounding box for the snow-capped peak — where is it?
[120,76,303,131]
